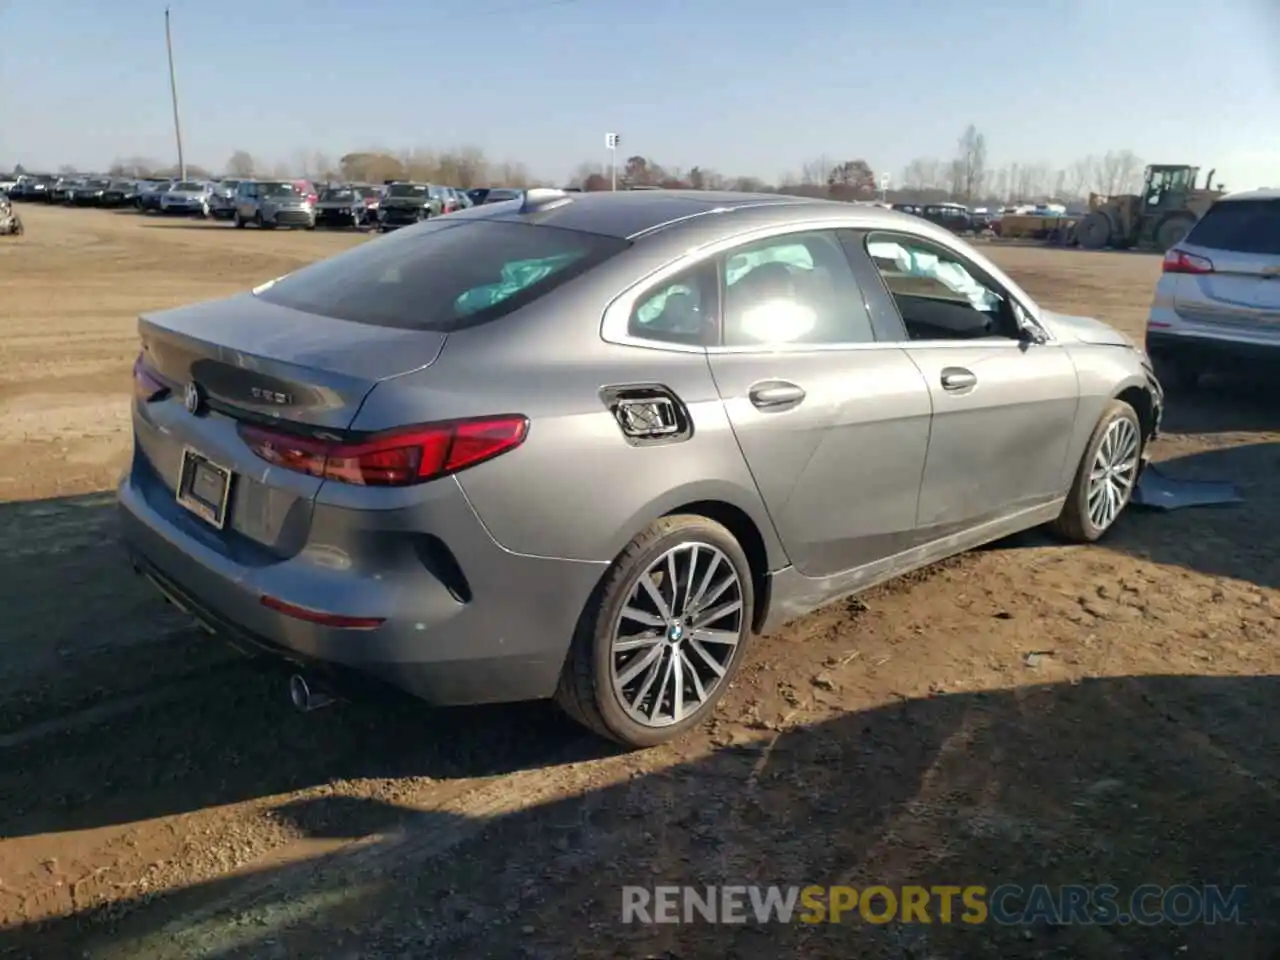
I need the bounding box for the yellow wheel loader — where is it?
[1074,164,1225,252]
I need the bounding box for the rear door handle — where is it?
[748,380,806,409]
[940,367,977,391]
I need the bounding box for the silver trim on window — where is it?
[600,219,1053,355]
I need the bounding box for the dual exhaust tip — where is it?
[288,673,338,712]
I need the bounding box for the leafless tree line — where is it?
[103,147,534,189]
[899,133,1145,206]
[92,126,1146,207]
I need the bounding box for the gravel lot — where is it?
[1,205,1278,959]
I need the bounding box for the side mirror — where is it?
[1012,303,1047,344]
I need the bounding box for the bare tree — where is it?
[953,124,987,203]
[109,156,162,177]
[1094,150,1144,196]
[311,152,336,181]
[1065,157,1096,199]
[799,158,828,186]
[224,151,256,178]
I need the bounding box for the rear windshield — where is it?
[1185,199,1280,255]
[321,188,356,201]
[388,184,428,198]
[255,220,629,332]
[262,182,297,197]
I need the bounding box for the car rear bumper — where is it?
[118,441,603,706]
[266,210,315,226]
[315,209,363,226]
[1145,329,1280,367]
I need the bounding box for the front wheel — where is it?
[1048,399,1143,543]
[555,515,754,748]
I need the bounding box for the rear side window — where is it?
[256,220,629,332]
[1185,199,1280,255]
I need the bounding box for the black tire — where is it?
[555,515,755,748]
[233,213,245,228]
[1155,213,1195,252]
[1076,211,1112,250]
[1048,399,1142,543]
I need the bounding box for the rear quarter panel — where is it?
[348,279,786,568]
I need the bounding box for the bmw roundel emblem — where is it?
[184,381,203,415]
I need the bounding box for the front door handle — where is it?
[748,380,806,409]
[940,367,977,391]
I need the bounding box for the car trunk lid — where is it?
[134,292,445,556]
[1171,198,1280,336]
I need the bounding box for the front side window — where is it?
[256,220,629,332]
[721,231,876,347]
[864,232,1016,341]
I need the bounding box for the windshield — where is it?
[87,179,109,188]
[358,187,380,198]
[321,188,356,201]
[387,184,428,198]
[256,220,629,332]
[262,182,299,198]
[175,181,202,191]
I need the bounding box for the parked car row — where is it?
[5,172,530,232]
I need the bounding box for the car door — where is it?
[851,228,1079,541]
[702,229,934,578]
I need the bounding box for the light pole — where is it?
[605,132,619,190]
[165,7,187,180]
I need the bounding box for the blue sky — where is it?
[2,0,1276,189]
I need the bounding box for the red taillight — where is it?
[1162,249,1214,274]
[236,415,528,487]
[132,352,170,402]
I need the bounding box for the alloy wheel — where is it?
[1087,416,1140,531]
[610,542,744,728]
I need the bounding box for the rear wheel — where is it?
[1155,213,1196,252]
[555,516,754,748]
[1049,399,1143,542]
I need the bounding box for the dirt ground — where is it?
[1,204,1278,959]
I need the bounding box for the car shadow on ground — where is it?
[1159,371,1280,436]
[0,492,616,844]
[3,674,1277,959]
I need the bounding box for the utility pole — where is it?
[605,132,619,191]
[165,7,187,180]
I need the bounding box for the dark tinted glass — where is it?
[256,220,629,332]
[1185,199,1280,255]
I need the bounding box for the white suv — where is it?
[1145,189,1280,389]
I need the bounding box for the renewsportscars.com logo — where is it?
[621,884,1247,926]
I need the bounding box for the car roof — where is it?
[449,188,935,241]
[1213,188,1280,203]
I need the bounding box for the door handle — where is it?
[940,367,977,391]
[748,380,806,409]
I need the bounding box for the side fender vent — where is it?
[600,384,693,447]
